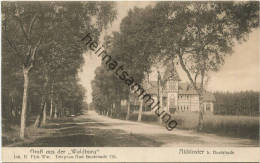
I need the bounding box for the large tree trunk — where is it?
[126,93,131,120]
[41,102,47,126]
[111,103,114,117]
[198,95,204,131]
[10,96,15,121]
[60,100,64,117]
[49,82,54,119]
[20,69,29,139]
[54,104,58,119]
[159,82,163,124]
[54,96,58,119]
[198,69,205,131]
[137,99,143,122]
[49,97,53,119]
[34,114,41,128]
[34,97,45,128]
[116,98,121,118]
[177,52,206,131]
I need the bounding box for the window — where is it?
[169,97,175,108]
[163,97,167,107]
[168,82,176,91]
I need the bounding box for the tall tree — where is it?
[2,1,117,139]
[110,7,159,120]
[147,1,259,129]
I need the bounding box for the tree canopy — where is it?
[2,1,117,139]
[90,1,259,128]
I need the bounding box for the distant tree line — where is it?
[213,91,259,116]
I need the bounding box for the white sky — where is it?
[79,2,260,103]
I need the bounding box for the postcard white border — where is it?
[1,147,260,162]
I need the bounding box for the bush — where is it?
[128,112,159,122]
[117,111,127,120]
[173,112,199,129]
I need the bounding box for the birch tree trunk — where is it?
[111,103,115,117]
[198,95,204,131]
[137,99,143,122]
[10,96,15,121]
[198,69,205,131]
[41,102,47,126]
[49,97,53,119]
[159,81,163,124]
[49,82,54,119]
[126,93,131,120]
[60,100,64,117]
[20,68,29,139]
[34,97,44,128]
[54,104,58,119]
[177,52,205,131]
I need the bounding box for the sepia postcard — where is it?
[1,1,260,162]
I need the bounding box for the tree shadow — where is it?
[18,120,163,147]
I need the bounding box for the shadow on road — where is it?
[18,117,162,147]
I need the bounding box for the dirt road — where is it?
[17,111,258,147]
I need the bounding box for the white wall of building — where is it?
[177,94,200,112]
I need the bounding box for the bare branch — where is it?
[3,18,22,58]
[26,45,32,56]
[24,35,43,70]
[27,63,33,71]
[183,49,197,54]
[177,49,198,92]
[200,69,205,93]
[31,36,43,61]
[40,40,57,49]
[13,15,30,44]
[28,14,39,39]
[194,70,199,85]
[4,34,18,53]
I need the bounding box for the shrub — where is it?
[173,112,199,129]
[129,112,159,122]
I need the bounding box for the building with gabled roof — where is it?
[133,63,216,113]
